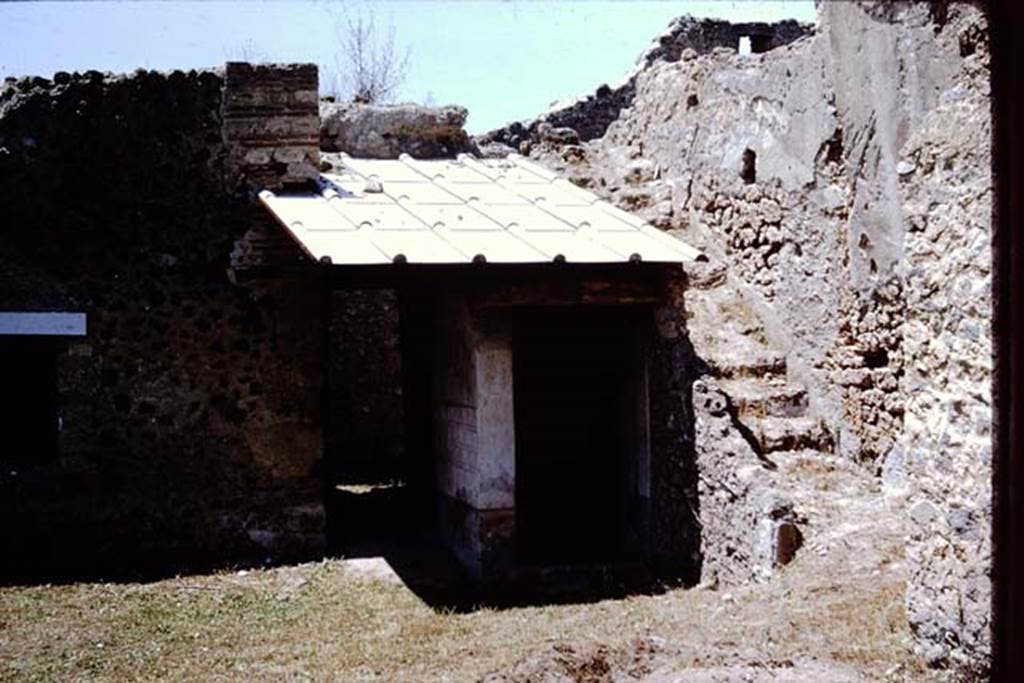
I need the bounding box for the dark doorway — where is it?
[324,288,408,551]
[513,307,648,566]
[750,34,773,54]
[0,338,58,466]
[325,288,405,487]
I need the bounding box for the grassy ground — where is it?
[0,456,937,682]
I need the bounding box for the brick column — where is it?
[222,62,320,190]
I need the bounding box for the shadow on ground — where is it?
[0,481,680,614]
[326,482,681,613]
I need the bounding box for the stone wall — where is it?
[899,31,992,668]
[640,16,811,64]
[0,64,326,578]
[526,3,987,467]
[814,1,963,466]
[513,2,992,671]
[647,276,702,577]
[476,15,812,152]
[692,379,801,586]
[594,26,854,447]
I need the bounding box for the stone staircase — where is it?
[527,145,832,457]
[684,259,831,456]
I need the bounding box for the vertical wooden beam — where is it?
[397,288,434,514]
[318,266,336,548]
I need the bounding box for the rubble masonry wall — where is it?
[0,64,325,575]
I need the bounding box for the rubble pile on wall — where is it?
[477,15,812,153]
[320,101,474,159]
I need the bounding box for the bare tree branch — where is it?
[323,7,411,104]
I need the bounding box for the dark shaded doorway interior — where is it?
[320,266,674,604]
[513,306,649,567]
[0,338,58,466]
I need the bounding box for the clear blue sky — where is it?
[0,1,816,132]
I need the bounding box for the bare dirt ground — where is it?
[0,454,943,682]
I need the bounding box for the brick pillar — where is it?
[222,62,320,190]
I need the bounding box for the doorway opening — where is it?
[0,338,58,467]
[512,306,650,566]
[324,288,408,550]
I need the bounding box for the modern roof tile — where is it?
[259,153,703,266]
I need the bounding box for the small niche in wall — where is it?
[738,36,752,56]
[741,148,757,184]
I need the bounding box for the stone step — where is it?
[686,289,764,337]
[741,416,830,453]
[685,259,728,290]
[703,345,787,379]
[688,315,763,341]
[717,377,809,418]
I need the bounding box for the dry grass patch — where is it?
[1,462,931,681]
[0,557,925,681]
[1,564,672,681]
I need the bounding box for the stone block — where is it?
[320,101,473,158]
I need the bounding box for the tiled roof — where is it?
[259,153,702,266]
